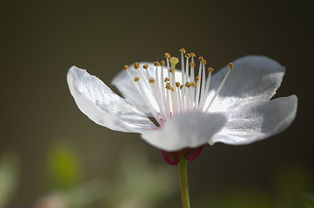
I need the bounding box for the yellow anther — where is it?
[134,62,140,69]
[169,68,174,73]
[180,85,184,89]
[165,85,170,89]
[143,64,149,69]
[160,60,166,66]
[175,82,180,88]
[198,56,204,61]
[190,52,196,57]
[169,57,179,72]
[134,76,140,82]
[184,53,191,58]
[207,67,214,72]
[170,57,179,65]
[195,76,200,81]
[149,78,155,83]
[166,82,171,86]
[154,61,161,66]
[123,65,129,70]
[190,82,196,87]
[229,63,234,70]
[164,53,171,58]
[179,48,186,53]
[164,77,170,82]
[185,82,191,87]
[190,62,196,67]
[201,59,207,64]
[169,86,174,92]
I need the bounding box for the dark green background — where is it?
[0,0,313,206]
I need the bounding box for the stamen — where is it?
[134,62,140,69]
[204,63,233,111]
[123,65,129,70]
[143,64,149,69]
[149,78,155,83]
[134,76,140,82]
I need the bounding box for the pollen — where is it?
[228,63,234,70]
[190,52,196,57]
[143,64,149,69]
[207,67,214,72]
[170,57,179,65]
[169,68,174,73]
[134,62,140,69]
[123,48,233,124]
[179,48,186,54]
[154,61,161,66]
[123,65,129,70]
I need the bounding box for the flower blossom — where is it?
[67,50,297,165]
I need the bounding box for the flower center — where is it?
[122,48,233,125]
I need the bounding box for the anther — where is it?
[198,56,204,61]
[169,57,179,73]
[185,82,191,87]
[134,63,140,69]
[179,48,186,54]
[134,76,140,82]
[175,82,181,88]
[190,82,196,87]
[180,85,184,89]
[164,77,170,82]
[190,52,196,57]
[149,78,155,83]
[190,62,196,67]
[195,76,200,81]
[164,53,171,58]
[185,53,191,58]
[160,60,166,66]
[123,65,129,70]
[207,67,214,72]
[154,61,161,66]
[143,64,149,69]
[201,59,207,64]
[169,68,174,73]
[228,63,234,70]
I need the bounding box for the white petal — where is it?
[208,55,286,112]
[112,62,183,115]
[140,111,227,151]
[67,66,155,133]
[209,95,297,145]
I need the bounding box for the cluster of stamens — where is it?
[122,48,233,125]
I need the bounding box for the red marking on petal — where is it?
[160,150,179,166]
[184,145,205,161]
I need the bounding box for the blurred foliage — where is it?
[194,162,313,208]
[301,193,314,208]
[1,141,313,208]
[0,152,19,208]
[103,150,176,208]
[47,141,82,190]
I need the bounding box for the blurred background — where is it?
[0,0,313,207]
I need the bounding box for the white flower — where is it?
[67,52,297,154]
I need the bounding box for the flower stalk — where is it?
[178,153,190,208]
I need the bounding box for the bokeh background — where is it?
[1,0,313,207]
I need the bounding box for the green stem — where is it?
[178,153,191,208]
